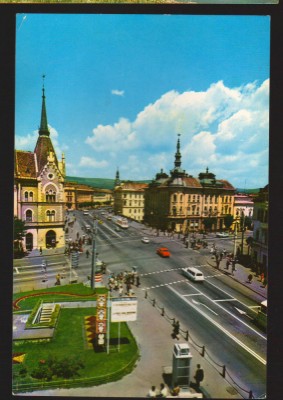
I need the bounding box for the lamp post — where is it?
[90,219,98,290]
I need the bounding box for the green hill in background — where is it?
[66,176,261,193]
[66,176,151,190]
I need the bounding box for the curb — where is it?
[205,257,267,299]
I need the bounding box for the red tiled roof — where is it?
[34,135,58,173]
[120,183,148,190]
[14,151,37,179]
[218,180,235,190]
[183,177,203,188]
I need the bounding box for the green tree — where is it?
[223,214,234,230]
[13,217,26,257]
[203,217,217,232]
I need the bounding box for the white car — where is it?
[216,232,229,238]
[182,267,204,282]
[141,237,150,243]
[83,211,89,215]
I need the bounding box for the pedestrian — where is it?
[86,249,90,258]
[194,364,204,389]
[148,385,157,398]
[247,273,253,283]
[225,259,230,270]
[136,274,140,287]
[119,285,123,297]
[260,272,265,282]
[172,320,180,340]
[157,383,168,397]
[39,246,42,255]
[171,382,180,396]
[41,262,46,272]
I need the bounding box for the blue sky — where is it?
[15,14,270,188]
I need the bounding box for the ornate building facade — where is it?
[251,185,268,275]
[14,84,66,251]
[144,135,235,233]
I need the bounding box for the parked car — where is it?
[83,211,89,215]
[182,267,204,282]
[141,237,150,244]
[156,247,170,257]
[216,232,229,238]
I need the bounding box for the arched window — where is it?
[45,187,56,202]
[24,191,28,201]
[25,209,32,222]
[29,192,34,201]
[173,194,177,202]
[46,210,56,222]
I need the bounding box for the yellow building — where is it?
[64,182,113,209]
[144,136,235,233]
[114,181,148,222]
[14,83,66,251]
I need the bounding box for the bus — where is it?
[112,215,129,229]
[254,300,267,332]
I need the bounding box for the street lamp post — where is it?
[90,219,97,290]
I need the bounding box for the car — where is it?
[83,211,89,215]
[85,224,91,231]
[182,267,204,282]
[141,237,150,244]
[216,232,229,238]
[156,247,170,257]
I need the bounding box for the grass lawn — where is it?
[13,284,139,391]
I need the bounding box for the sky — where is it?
[15,14,270,189]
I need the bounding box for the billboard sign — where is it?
[111,297,138,322]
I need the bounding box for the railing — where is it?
[144,290,259,399]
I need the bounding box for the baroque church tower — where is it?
[14,78,66,251]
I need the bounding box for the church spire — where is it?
[114,167,121,186]
[39,74,50,136]
[174,133,182,169]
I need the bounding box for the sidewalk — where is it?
[205,255,267,299]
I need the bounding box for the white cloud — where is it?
[111,89,125,96]
[79,156,108,168]
[85,79,269,187]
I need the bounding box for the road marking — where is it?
[142,279,188,291]
[169,285,266,365]
[183,280,267,340]
[183,293,203,297]
[214,298,237,302]
[192,299,218,315]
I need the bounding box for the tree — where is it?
[13,217,26,257]
[223,214,234,230]
[203,217,217,232]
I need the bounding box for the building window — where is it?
[25,209,32,222]
[29,192,34,201]
[124,200,127,206]
[173,194,177,202]
[24,191,28,201]
[47,210,55,222]
[46,189,56,202]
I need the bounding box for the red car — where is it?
[156,247,170,257]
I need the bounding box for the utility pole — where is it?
[233,218,238,257]
[90,219,97,290]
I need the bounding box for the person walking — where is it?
[148,385,157,397]
[136,274,140,287]
[86,249,90,258]
[194,364,204,389]
[39,246,42,255]
[157,383,168,397]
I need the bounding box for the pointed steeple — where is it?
[174,133,182,169]
[39,75,50,136]
[114,167,121,186]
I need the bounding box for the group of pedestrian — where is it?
[108,269,140,296]
[147,383,169,397]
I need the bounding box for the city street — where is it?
[13,209,267,397]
